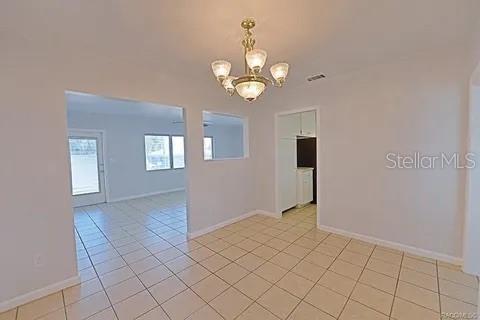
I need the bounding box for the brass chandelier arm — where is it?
[241,18,256,75]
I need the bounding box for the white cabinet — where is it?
[278,113,301,139]
[300,111,316,137]
[277,110,316,213]
[278,111,316,139]
[279,139,297,211]
[296,168,313,207]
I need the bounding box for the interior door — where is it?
[68,130,106,207]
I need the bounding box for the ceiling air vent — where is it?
[306,74,326,82]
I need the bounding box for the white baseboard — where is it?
[0,275,80,313]
[188,210,279,239]
[318,224,463,266]
[252,209,282,219]
[109,188,185,203]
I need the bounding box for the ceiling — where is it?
[2,1,479,99]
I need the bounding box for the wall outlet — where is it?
[34,254,45,268]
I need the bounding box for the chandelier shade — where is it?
[222,76,236,96]
[211,18,289,102]
[211,60,231,81]
[233,75,269,102]
[246,49,267,73]
[270,63,289,86]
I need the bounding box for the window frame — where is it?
[203,136,214,161]
[144,134,172,171]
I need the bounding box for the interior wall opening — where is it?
[65,91,189,269]
[202,111,248,161]
[275,108,319,224]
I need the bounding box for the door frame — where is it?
[68,128,110,205]
[274,106,320,225]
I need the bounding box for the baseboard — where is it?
[109,188,185,203]
[0,274,80,313]
[318,224,463,266]
[188,210,280,239]
[252,209,282,219]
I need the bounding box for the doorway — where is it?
[275,108,319,220]
[68,130,106,207]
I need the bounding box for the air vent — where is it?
[306,74,326,82]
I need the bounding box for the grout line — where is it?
[76,206,136,320]
[389,251,404,318]
[281,233,354,320]
[93,198,205,320]
[337,243,379,319]
[436,259,443,319]
[61,290,67,320]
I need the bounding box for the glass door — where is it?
[68,130,106,207]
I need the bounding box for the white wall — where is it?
[204,124,244,159]
[0,33,255,314]
[67,111,185,201]
[252,49,470,260]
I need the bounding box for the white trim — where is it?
[318,224,463,266]
[109,188,185,203]
[0,275,80,313]
[187,210,280,239]
[254,209,282,219]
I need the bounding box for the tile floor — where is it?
[1,191,478,320]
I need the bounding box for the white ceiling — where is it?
[2,1,479,99]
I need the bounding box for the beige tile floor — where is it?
[1,192,478,320]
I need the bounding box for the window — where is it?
[172,136,185,169]
[204,137,213,160]
[145,135,170,170]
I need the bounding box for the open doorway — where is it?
[275,108,319,222]
[65,92,189,270]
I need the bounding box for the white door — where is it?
[68,130,106,207]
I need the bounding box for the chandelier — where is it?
[211,18,289,102]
